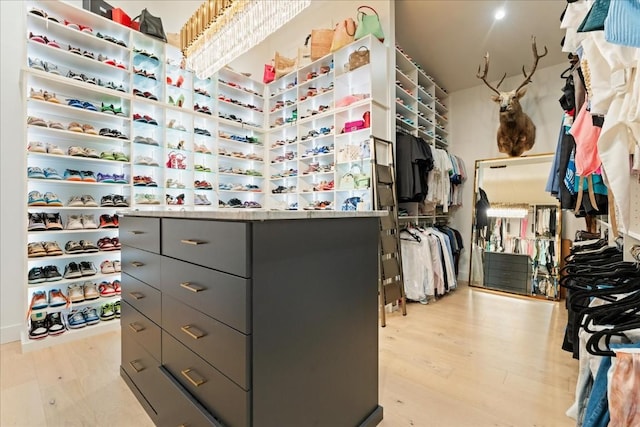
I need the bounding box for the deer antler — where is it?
[515,36,548,93]
[476,52,506,95]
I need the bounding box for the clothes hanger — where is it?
[585,319,640,357]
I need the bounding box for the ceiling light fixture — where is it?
[494,9,506,20]
[181,0,311,79]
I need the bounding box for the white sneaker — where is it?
[112,260,121,272]
[67,284,85,302]
[28,141,46,153]
[100,260,115,274]
[68,196,85,207]
[46,143,64,155]
[82,195,98,207]
[66,215,83,230]
[82,214,98,229]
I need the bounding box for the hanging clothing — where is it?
[395,133,434,202]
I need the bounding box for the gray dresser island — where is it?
[118,210,385,427]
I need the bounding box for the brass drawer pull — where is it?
[180,282,204,293]
[180,239,206,246]
[129,292,144,300]
[128,322,145,333]
[181,325,205,340]
[129,360,145,373]
[131,261,145,267]
[181,368,206,387]
[129,230,145,235]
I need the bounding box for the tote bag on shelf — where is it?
[354,5,384,42]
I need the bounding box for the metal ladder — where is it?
[371,136,407,327]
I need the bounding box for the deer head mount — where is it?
[477,36,548,157]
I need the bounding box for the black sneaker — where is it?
[29,313,48,340]
[100,195,114,207]
[28,213,46,231]
[112,194,129,207]
[28,266,46,284]
[64,262,82,279]
[44,265,62,281]
[46,312,66,336]
[80,261,97,276]
[44,213,63,230]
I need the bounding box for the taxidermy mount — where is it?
[477,36,548,157]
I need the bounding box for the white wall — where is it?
[448,63,567,282]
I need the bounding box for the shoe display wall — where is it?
[266,36,388,212]
[21,0,393,350]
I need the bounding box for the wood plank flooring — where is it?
[1,284,578,426]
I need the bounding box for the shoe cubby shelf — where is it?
[27,271,121,289]
[31,294,121,315]
[394,45,449,148]
[21,317,121,351]
[27,250,120,262]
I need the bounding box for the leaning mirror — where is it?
[470,154,561,300]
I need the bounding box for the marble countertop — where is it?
[118,209,388,221]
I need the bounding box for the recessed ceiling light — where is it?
[494,9,506,20]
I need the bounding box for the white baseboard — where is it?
[0,324,22,345]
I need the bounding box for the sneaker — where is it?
[43,168,62,180]
[80,240,99,253]
[28,213,46,231]
[80,261,97,276]
[82,214,98,229]
[64,241,84,254]
[98,281,116,297]
[81,170,97,182]
[67,196,85,207]
[29,312,49,339]
[100,195,114,207]
[46,143,65,155]
[44,213,63,230]
[67,284,84,302]
[66,215,84,230]
[67,309,86,328]
[111,214,119,227]
[27,242,47,258]
[64,169,83,181]
[99,214,116,228]
[28,267,46,284]
[82,195,98,207]
[111,237,121,249]
[43,241,63,256]
[44,192,63,206]
[46,312,66,335]
[27,141,47,153]
[64,262,82,279]
[112,194,129,207]
[112,260,121,272]
[28,190,46,206]
[83,307,100,325]
[29,291,48,310]
[48,289,68,307]
[100,302,116,321]
[97,237,115,251]
[112,279,121,294]
[114,300,121,318]
[27,166,46,179]
[43,265,62,281]
[83,282,100,300]
[100,260,115,274]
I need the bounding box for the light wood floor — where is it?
[1,284,578,427]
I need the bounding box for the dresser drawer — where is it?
[120,217,160,253]
[122,273,161,324]
[162,295,250,390]
[161,256,250,334]
[121,301,161,362]
[121,332,164,414]
[162,332,250,427]
[157,366,221,427]
[162,219,250,278]
[121,246,161,287]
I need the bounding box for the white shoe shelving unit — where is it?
[394,45,449,149]
[21,0,390,350]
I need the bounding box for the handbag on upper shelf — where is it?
[348,46,370,71]
[330,18,357,52]
[354,5,384,42]
[133,8,167,42]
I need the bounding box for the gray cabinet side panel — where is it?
[251,218,380,427]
